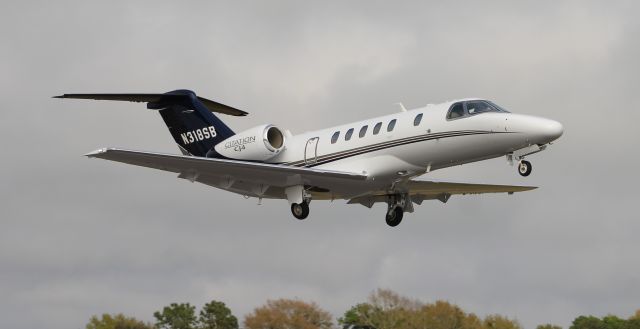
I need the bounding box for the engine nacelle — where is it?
[214,124,286,161]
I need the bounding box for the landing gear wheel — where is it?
[518,160,532,177]
[385,207,404,227]
[291,201,309,220]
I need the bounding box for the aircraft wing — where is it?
[85,148,367,190]
[347,180,537,209]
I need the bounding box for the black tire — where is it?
[518,160,532,177]
[385,207,404,227]
[291,201,309,220]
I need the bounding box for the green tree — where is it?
[537,324,562,329]
[603,316,626,329]
[338,303,376,329]
[625,319,640,329]
[570,316,606,329]
[244,298,333,329]
[339,289,520,329]
[414,300,472,329]
[366,289,419,329]
[198,300,238,329]
[154,303,197,329]
[86,313,154,329]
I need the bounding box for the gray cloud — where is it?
[2,1,640,329]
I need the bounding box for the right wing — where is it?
[85,148,366,191]
[348,180,537,209]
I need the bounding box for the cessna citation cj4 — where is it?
[55,90,563,227]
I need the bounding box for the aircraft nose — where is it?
[540,118,564,142]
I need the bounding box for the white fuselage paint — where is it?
[230,99,563,199]
[215,99,563,199]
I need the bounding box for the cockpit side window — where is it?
[447,102,465,120]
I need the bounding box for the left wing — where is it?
[348,180,536,209]
[85,148,366,191]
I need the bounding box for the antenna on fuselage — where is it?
[393,102,407,112]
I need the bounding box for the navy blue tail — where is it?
[150,90,234,157]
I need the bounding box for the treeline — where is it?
[86,289,640,329]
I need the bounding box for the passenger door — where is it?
[304,137,319,166]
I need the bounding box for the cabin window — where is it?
[345,128,354,141]
[373,122,382,135]
[387,119,397,132]
[331,131,340,144]
[359,125,368,138]
[447,102,465,120]
[414,113,423,126]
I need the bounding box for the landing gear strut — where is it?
[291,201,310,220]
[518,160,532,177]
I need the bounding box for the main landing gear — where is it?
[518,160,532,177]
[385,206,404,227]
[385,193,410,227]
[291,201,310,220]
[286,185,312,220]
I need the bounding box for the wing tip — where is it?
[84,148,110,157]
[511,186,538,194]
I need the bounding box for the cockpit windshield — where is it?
[487,101,509,113]
[466,100,508,115]
[446,100,509,120]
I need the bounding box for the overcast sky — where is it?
[2,1,640,329]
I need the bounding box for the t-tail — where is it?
[53,89,247,157]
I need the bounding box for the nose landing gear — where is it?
[518,160,532,177]
[508,145,545,177]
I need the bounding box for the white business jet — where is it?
[55,90,563,227]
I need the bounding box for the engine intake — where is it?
[214,124,286,161]
[265,125,284,151]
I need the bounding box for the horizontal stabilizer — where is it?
[53,93,248,116]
